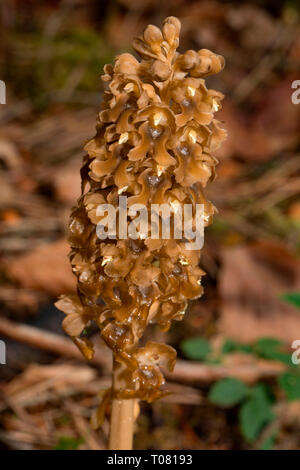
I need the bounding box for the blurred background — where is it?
[0,0,300,450]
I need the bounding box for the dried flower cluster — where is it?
[56,17,226,422]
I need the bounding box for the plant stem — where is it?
[109,397,135,450]
[109,359,135,450]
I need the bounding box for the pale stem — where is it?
[108,358,135,450]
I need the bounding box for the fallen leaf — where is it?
[5,239,75,296]
[217,79,300,162]
[288,202,300,221]
[217,101,283,161]
[219,241,300,342]
[52,158,81,205]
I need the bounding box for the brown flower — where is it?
[56,16,226,404]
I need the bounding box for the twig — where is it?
[0,394,54,446]
[0,317,286,385]
[64,401,105,450]
[168,358,285,384]
[0,317,110,369]
[233,23,297,103]
[0,431,49,450]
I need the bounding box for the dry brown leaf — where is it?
[255,76,300,140]
[219,241,300,342]
[1,363,97,405]
[217,101,282,161]
[5,239,76,296]
[0,138,22,170]
[288,201,300,221]
[54,164,81,204]
[217,81,300,161]
[48,158,81,205]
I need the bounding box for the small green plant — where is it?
[181,335,300,448]
[181,337,212,361]
[281,292,300,310]
[181,335,295,366]
[278,372,300,401]
[209,379,275,446]
[208,378,248,406]
[53,436,84,450]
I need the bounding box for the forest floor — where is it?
[0,0,300,450]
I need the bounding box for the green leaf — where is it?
[281,292,300,310]
[254,337,292,366]
[260,432,277,450]
[209,378,248,407]
[222,339,253,355]
[255,337,282,352]
[239,385,274,443]
[53,436,84,450]
[181,337,212,361]
[278,372,300,401]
